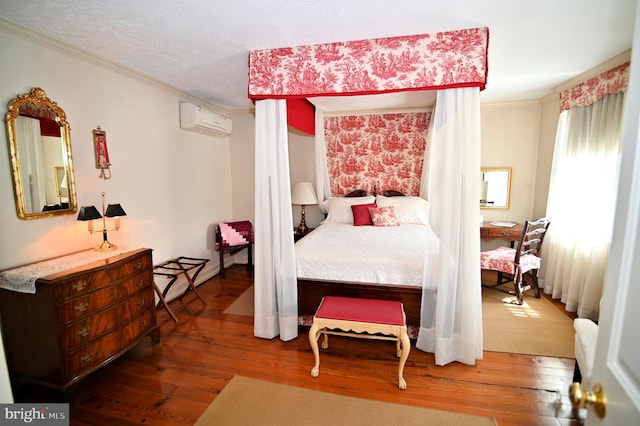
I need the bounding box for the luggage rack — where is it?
[153,256,209,323]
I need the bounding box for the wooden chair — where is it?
[480,217,551,304]
[215,220,254,278]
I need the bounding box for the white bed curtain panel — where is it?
[253,99,299,341]
[314,108,331,211]
[416,87,483,366]
[541,91,625,320]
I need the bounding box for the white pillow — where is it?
[323,196,376,224]
[375,195,430,225]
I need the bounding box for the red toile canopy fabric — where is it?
[248,27,489,134]
[248,27,489,100]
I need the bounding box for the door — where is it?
[584,2,640,423]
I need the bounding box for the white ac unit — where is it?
[179,102,232,136]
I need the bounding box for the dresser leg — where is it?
[148,325,161,346]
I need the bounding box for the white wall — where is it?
[480,100,542,224]
[0,24,233,273]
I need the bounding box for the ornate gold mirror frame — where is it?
[5,87,77,219]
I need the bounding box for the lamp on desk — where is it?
[77,192,127,251]
[291,181,318,235]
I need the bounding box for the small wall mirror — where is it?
[480,167,511,209]
[4,87,77,219]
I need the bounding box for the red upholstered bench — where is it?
[308,296,411,389]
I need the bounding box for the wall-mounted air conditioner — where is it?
[179,102,232,136]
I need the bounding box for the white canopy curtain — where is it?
[310,89,482,365]
[541,91,626,320]
[253,99,299,341]
[314,108,331,213]
[416,88,483,365]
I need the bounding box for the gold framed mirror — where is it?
[480,167,511,209]
[5,87,77,219]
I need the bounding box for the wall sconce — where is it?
[291,181,318,235]
[77,192,126,251]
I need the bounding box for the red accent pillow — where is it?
[351,203,377,226]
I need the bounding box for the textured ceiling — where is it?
[0,0,635,111]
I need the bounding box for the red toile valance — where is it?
[248,27,489,100]
[560,62,630,111]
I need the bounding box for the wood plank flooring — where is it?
[13,265,584,425]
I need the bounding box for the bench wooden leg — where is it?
[398,328,411,390]
[309,321,321,377]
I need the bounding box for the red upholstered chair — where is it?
[215,221,254,278]
[480,217,551,304]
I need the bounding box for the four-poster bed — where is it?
[249,26,488,365]
[295,192,433,327]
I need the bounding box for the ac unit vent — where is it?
[179,102,232,136]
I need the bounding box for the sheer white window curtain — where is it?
[541,91,626,320]
[16,115,46,212]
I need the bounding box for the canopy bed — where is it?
[248,27,488,366]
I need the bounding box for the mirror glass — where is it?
[480,168,511,209]
[5,87,77,219]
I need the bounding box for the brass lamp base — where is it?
[95,240,117,251]
[296,204,309,235]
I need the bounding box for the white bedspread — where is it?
[295,223,435,287]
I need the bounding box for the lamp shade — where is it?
[105,203,126,217]
[77,205,102,221]
[291,182,318,205]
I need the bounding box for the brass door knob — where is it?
[570,382,607,418]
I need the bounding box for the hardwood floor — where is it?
[14,265,583,425]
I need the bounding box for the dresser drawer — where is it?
[60,288,155,350]
[56,270,152,324]
[63,307,156,380]
[53,253,151,301]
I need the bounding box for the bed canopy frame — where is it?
[248,27,488,366]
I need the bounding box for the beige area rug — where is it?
[482,287,575,358]
[222,285,254,316]
[195,375,497,426]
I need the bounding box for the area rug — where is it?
[194,375,497,426]
[482,287,575,358]
[222,285,253,316]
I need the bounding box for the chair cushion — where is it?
[480,246,541,274]
[574,318,599,389]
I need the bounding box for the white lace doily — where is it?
[0,248,133,294]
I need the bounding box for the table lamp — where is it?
[77,192,126,251]
[291,182,318,235]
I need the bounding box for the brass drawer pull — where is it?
[136,279,144,287]
[80,352,94,362]
[74,302,89,312]
[139,319,147,328]
[78,325,92,337]
[134,261,143,269]
[72,281,88,291]
[137,299,145,306]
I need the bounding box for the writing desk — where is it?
[480,222,524,247]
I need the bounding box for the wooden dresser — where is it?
[0,248,160,400]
